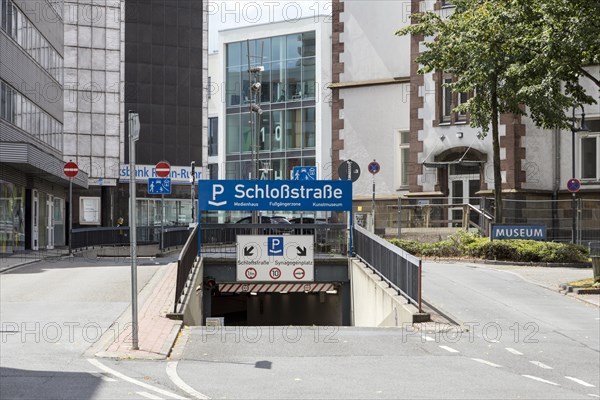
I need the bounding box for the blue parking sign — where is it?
[268,237,284,256]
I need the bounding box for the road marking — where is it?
[88,359,185,400]
[588,394,600,398]
[439,345,459,353]
[471,358,502,368]
[565,377,595,388]
[522,375,560,386]
[137,392,164,400]
[424,336,435,342]
[505,347,523,356]
[530,361,553,370]
[166,361,210,400]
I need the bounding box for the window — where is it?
[442,77,452,123]
[580,120,600,181]
[208,117,218,156]
[398,131,410,187]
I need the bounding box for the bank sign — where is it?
[491,224,546,241]
[119,164,201,183]
[198,180,352,211]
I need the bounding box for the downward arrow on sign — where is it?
[296,246,307,257]
[244,246,254,257]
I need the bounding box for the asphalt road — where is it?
[0,255,183,400]
[1,258,598,399]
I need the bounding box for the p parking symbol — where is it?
[268,237,284,256]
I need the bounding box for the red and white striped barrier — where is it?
[219,282,336,294]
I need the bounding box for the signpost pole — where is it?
[69,177,72,255]
[128,111,140,350]
[371,173,376,233]
[160,193,164,251]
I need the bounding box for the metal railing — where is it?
[199,223,349,258]
[353,224,421,311]
[71,226,191,250]
[174,224,199,313]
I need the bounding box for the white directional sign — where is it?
[237,235,314,282]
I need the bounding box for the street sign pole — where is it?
[128,111,140,350]
[372,172,376,233]
[69,177,72,255]
[161,193,164,251]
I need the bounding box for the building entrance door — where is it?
[31,190,39,250]
[448,164,480,227]
[46,195,54,249]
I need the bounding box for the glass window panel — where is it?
[225,161,240,179]
[271,110,283,151]
[401,131,410,144]
[241,112,253,153]
[226,66,242,106]
[582,137,597,179]
[257,38,270,62]
[226,114,241,154]
[271,36,286,62]
[286,59,301,100]
[285,109,302,150]
[227,42,241,67]
[287,157,301,178]
[401,147,409,186]
[271,62,285,102]
[208,117,218,156]
[303,108,315,148]
[302,31,316,57]
[260,62,271,103]
[286,33,302,59]
[271,159,285,180]
[302,57,316,99]
[259,111,270,151]
[442,78,452,122]
[241,160,253,180]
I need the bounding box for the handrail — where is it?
[174,225,198,313]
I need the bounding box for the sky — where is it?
[208,0,332,52]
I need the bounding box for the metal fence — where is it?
[199,223,349,258]
[353,224,421,311]
[501,199,600,244]
[71,226,191,250]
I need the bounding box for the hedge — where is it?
[388,231,589,263]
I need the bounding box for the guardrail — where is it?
[353,224,422,311]
[174,224,198,313]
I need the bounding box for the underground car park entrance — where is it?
[197,180,353,326]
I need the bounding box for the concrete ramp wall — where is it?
[350,258,422,327]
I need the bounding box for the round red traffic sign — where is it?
[245,268,257,280]
[368,161,381,175]
[293,268,305,280]
[567,178,581,193]
[155,161,171,178]
[269,268,282,280]
[63,161,79,178]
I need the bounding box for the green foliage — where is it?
[389,231,589,264]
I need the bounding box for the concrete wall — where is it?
[350,258,418,327]
[182,258,204,326]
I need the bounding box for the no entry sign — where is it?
[155,161,171,178]
[63,162,79,178]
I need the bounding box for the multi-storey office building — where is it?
[214,18,332,183]
[1,0,88,253]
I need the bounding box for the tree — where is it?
[396,0,599,222]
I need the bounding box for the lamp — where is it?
[251,103,263,115]
[251,82,261,92]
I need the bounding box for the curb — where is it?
[0,259,42,273]
[559,283,600,295]
[423,257,591,268]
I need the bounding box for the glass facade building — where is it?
[225,32,317,180]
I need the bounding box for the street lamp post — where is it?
[570,105,589,245]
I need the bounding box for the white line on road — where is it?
[530,361,553,370]
[424,336,435,342]
[471,358,502,368]
[166,361,210,400]
[137,392,164,400]
[87,359,186,400]
[439,345,460,353]
[588,394,600,398]
[522,375,560,386]
[505,347,524,356]
[565,377,595,388]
